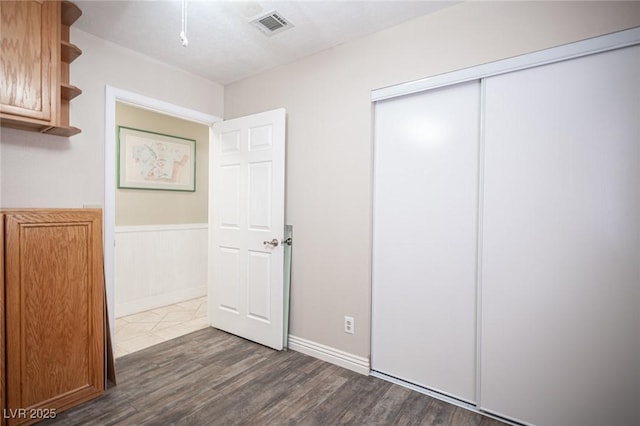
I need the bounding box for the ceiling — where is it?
[74,1,458,85]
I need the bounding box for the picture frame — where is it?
[117,126,196,192]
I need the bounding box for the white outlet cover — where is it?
[344,316,355,334]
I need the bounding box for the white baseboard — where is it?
[115,285,207,318]
[287,335,370,376]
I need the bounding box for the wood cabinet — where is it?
[0,1,82,137]
[1,209,105,426]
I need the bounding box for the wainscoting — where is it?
[114,223,207,317]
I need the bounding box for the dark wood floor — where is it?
[45,328,508,425]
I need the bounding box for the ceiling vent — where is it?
[250,11,294,36]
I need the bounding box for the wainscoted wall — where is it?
[115,224,208,317]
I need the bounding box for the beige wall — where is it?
[0,29,223,209]
[224,1,640,358]
[115,103,209,226]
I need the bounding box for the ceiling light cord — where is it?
[180,0,188,47]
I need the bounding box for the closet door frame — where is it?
[370,26,640,417]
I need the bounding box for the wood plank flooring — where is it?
[44,328,508,426]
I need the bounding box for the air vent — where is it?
[250,11,294,36]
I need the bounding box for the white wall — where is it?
[224,1,640,359]
[115,224,208,317]
[0,28,224,208]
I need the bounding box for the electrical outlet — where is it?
[344,316,355,334]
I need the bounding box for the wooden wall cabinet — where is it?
[1,209,105,426]
[0,1,82,137]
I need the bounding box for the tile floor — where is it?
[114,296,209,358]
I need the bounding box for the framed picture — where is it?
[117,126,196,191]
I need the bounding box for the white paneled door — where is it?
[209,109,286,350]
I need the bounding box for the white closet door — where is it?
[481,45,640,426]
[372,81,480,403]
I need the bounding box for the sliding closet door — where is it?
[372,81,480,403]
[481,45,640,426]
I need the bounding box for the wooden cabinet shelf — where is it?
[61,40,82,63]
[42,125,82,137]
[0,1,83,137]
[61,83,82,101]
[61,0,81,26]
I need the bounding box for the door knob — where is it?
[263,238,279,247]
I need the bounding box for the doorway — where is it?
[112,102,211,356]
[104,87,221,354]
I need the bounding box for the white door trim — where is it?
[372,27,640,101]
[104,86,221,343]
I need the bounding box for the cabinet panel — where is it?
[4,210,104,425]
[0,1,58,123]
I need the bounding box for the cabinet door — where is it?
[4,210,104,425]
[0,1,58,124]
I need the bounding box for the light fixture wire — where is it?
[180,0,188,47]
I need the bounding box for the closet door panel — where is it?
[481,45,640,426]
[372,81,480,402]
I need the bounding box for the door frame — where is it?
[104,86,221,343]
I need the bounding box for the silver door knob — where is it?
[263,238,279,247]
